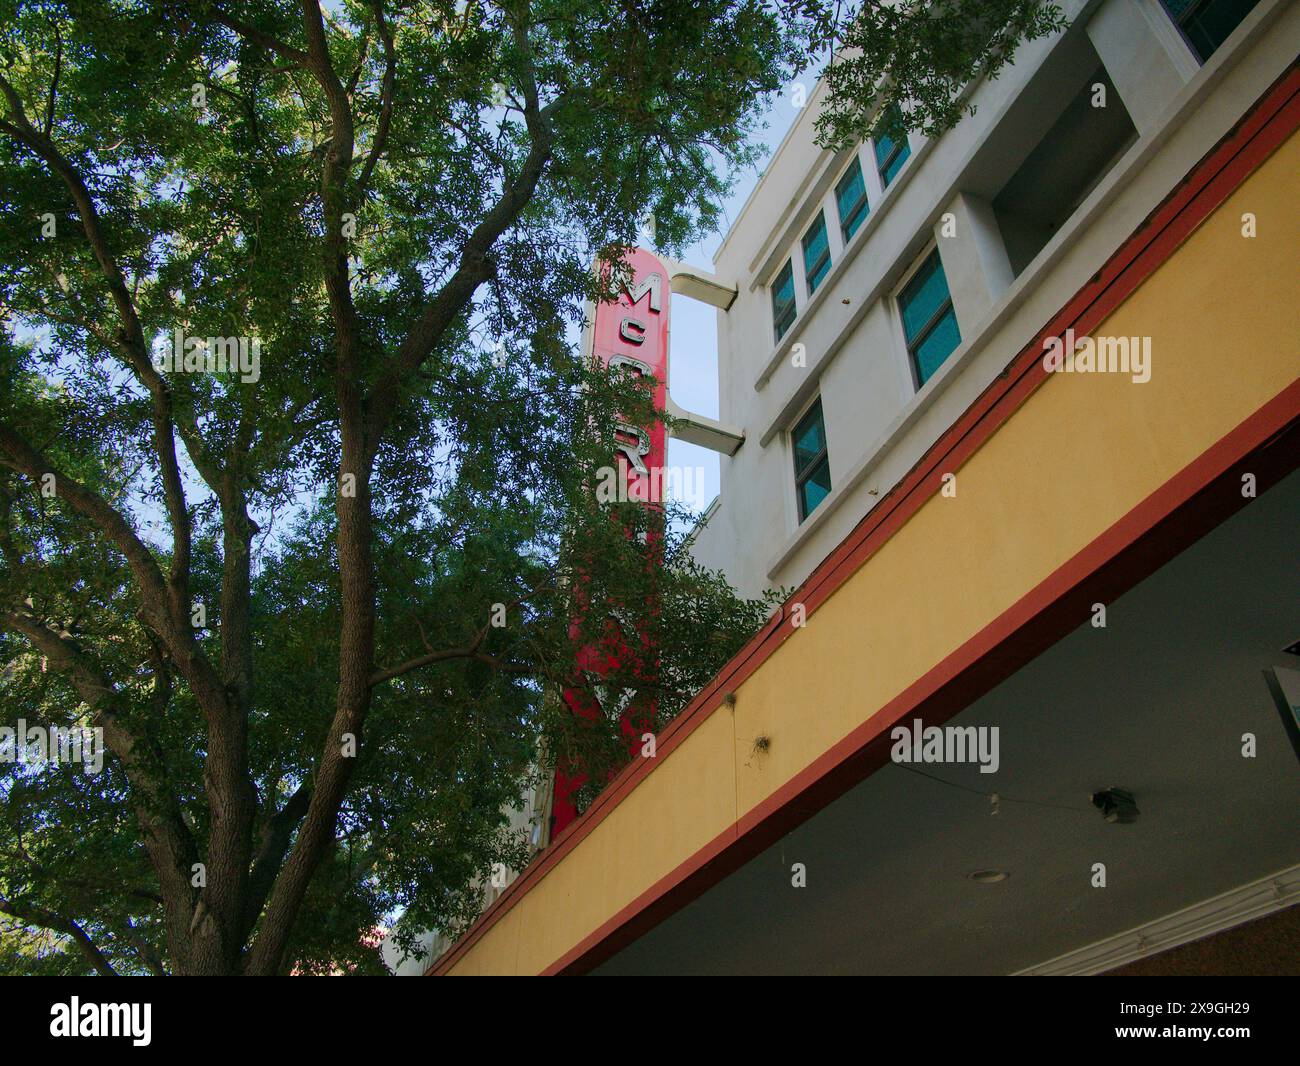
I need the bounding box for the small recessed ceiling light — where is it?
[969,870,1009,884]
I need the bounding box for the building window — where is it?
[1160,0,1260,63]
[835,158,870,244]
[802,212,832,296]
[874,105,911,189]
[772,259,796,342]
[898,249,961,387]
[793,398,831,522]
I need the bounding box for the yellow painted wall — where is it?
[446,128,1300,976]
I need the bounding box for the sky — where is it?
[663,84,806,519]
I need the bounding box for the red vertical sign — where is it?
[551,249,669,837]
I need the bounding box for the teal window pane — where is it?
[793,399,830,522]
[912,309,961,385]
[798,457,832,520]
[898,252,947,341]
[880,142,910,186]
[874,106,911,188]
[793,410,825,471]
[802,213,831,294]
[835,159,869,243]
[899,249,961,386]
[772,260,796,341]
[1160,0,1259,61]
[873,128,897,169]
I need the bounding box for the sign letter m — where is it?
[624,272,662,313]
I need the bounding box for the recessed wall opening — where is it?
[954,30,1141,284]
[992,63,1137,277]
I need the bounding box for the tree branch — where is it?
[0,423,172,627]
[247,2,557,977]
[0,895,119,976]
[44,19,62,136]
[364,93,560,459]
[0,424,232,746]
[368,620,493,688]
[0,72,197,619]
[126,923,167,977]
[210,7,310,65]
[243,0,370,978]
[239,783,312,943]
[0,608,199,949]
[355,0,396,194]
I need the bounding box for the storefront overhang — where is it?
[593,464,1300,974]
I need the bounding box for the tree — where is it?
[0,0,797,976]
[792,0,1067,147]
[0,0,1064,976]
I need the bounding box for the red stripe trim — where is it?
[430,64,1300,977]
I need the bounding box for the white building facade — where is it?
[688,0,1293,598]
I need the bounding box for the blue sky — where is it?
[664,85,805,518]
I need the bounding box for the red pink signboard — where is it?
[551,248,669,836]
